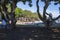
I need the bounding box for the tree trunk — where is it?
[0,5,1,12]
[10,2,17,29]
[2,3,10,26]
[36,0,43,21]
[36,0,50,27]
[43,1,49,22]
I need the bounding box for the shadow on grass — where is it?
[0,25,60,40]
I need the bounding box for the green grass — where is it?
[0,22,2,24]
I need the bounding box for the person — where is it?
[2,19,7,28]
[1,13,7,29]
[46,13,54,26]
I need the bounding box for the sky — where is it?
[17,0,60,17]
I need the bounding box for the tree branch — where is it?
[36,0,43,21]
[53,15,60,21]
[43,1,50,20]
[46,13,49,15]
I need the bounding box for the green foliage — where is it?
[15,7,23,18]
[14,8,39,20]
[6,4,11,12]
[23,10,39,19]
[23,10,32,17]
[32,12,39,18]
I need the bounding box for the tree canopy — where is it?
[15,7,23,18]
[0,0,33,28]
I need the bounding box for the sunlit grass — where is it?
[0,22,2,24]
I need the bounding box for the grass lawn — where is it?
[0,24,60,40]
[0,22,2,24]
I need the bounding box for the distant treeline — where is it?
[15,7,40,21]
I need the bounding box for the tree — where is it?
[36,0,60,27]
[23,10,33,17]
[0,0,32,29]
[15,7,23,18]
[22,10,39,21]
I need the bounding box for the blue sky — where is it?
[17,0,60,17]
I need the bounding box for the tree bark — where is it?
[36,0,43,21]
[10,1,17,29]
[1,3,10,26]
[43,1,49,21]
[53,15,60,21]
